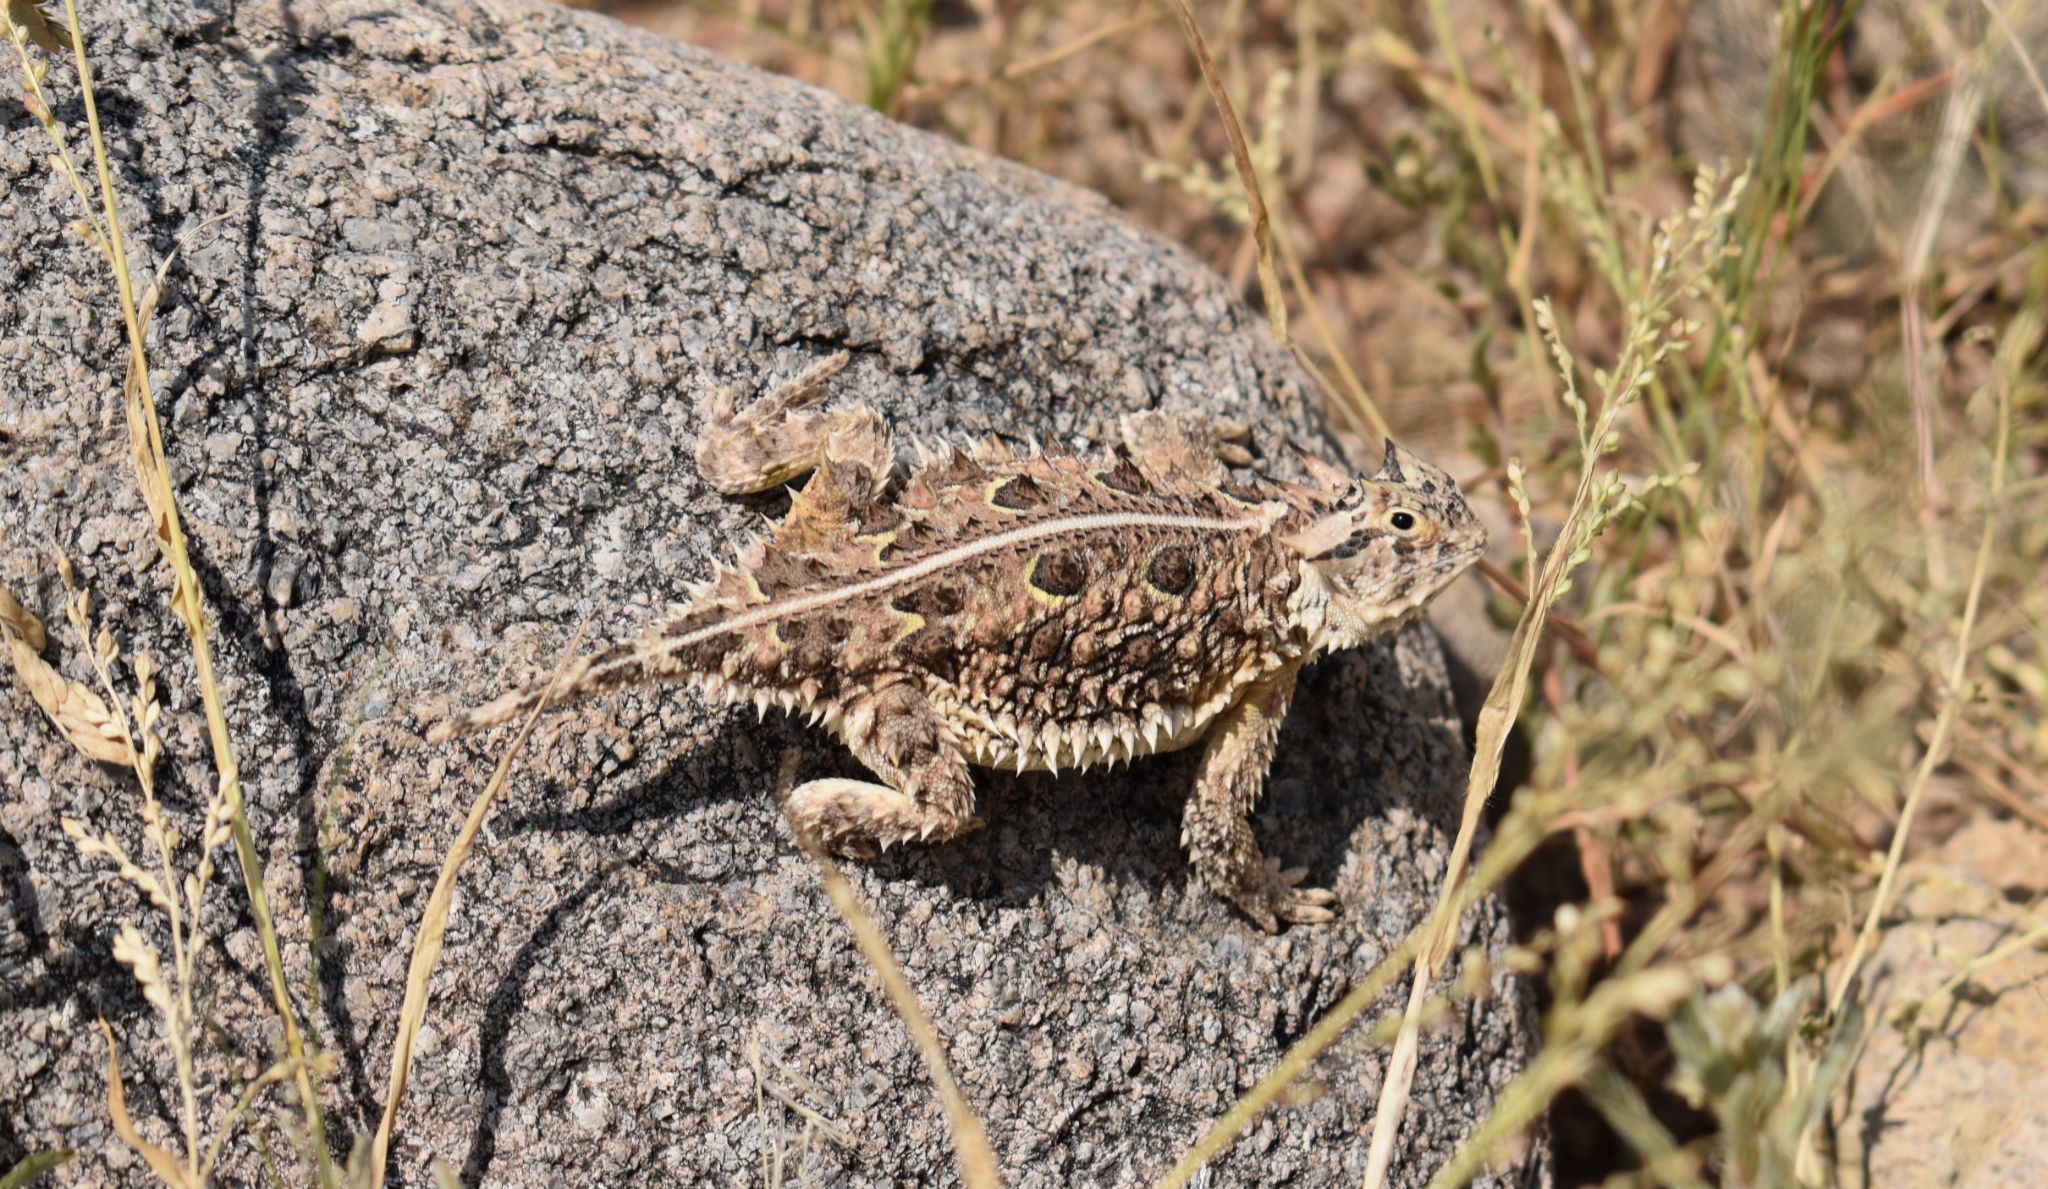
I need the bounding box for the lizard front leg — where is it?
[694,351,895,496]
[1182,660,1338,931]
[786,680,983,856]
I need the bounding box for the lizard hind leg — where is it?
[694,351,896,497]
[784,681,983,857]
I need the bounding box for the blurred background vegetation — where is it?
[548,0,2048,1181]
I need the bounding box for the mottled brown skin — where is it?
[430,353,1487,929]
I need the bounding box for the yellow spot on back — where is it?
[857,529,898,565]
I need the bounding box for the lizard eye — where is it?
[1388,509,1418,534]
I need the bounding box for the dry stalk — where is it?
[2,0,329,1175]
[369,617,592,1187]
[1823,307,2023,1022]
[1165,0,1286,345]
[1363,172,1744,1189]
[810,852,1003,1187]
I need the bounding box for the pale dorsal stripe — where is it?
[670,508,1276,651]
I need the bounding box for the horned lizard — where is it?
[430,354,1486,930]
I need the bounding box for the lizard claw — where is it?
[828,834,880,861]
[1230,861,1339,932]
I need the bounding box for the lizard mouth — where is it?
[1435,544,1487,576]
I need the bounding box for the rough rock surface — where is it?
[1833,815,2048,1187]
[0,0,1545,1183]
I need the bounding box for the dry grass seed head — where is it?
[8,631,135,766]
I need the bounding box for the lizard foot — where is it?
[1229,860,1339,932]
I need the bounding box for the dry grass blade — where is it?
[96,1019,192,1189]
[7,632,135,766]
[1363,541,1559,1188]
[1154,912,1422,1185]
[1824,308,2024,1022]
[369,617,592,1188]
[1363,164,1743,1183]
[1362,974,1429,1184]
[1899,74,1985,508]
[198,1054,305,1183]
[1979,0,2048,118]
[1420,0,1500,204]
[748,1032,857,1150]
[1364,440,1605,1186]
[1270,214,1390,440]
[812,852,1002,1187]
[0,588,47,651]
[1166,0,1286,346]
[1424,969,1706,1189]
[1154,812,1555,1187]
[1474,558,1604,673]
[49,0,329,1168]
[1000,9,1159,81]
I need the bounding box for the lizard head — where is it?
[1280,439,1488,652]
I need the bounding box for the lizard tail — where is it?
[427,639,661,744]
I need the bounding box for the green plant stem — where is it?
[1427,968,1701,1188]
[1421,0,1498,206]
[0,1150,75,1189]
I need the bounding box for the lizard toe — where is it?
[1265,860,1339,927]
[1224,862,1340,931]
